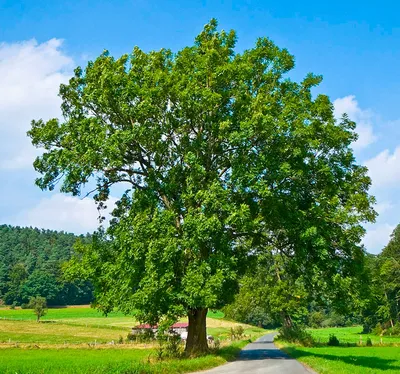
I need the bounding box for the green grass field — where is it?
[0,342,248,374]
[278,326,400,374]
[308,326,400,345]
[284,346,400,374]
[0,306,265,373]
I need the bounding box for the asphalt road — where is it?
[191,333,314,374]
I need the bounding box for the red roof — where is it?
[171,322,189,328]
[134,322,188,329]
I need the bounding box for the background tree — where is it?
[28,296,47,322]
[0,225,92,306]
[29,19,375,354]
[359,226,400,332]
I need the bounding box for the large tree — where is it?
[28,19,375,354]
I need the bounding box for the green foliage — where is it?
[327,334,340,346]
[28,296,48,322]
[359,225,400,331]
[29,19,375,353]
[0,224,93,306]
[366,337,372,346]
[308,311,325,328]
[165,334,184,358]
[277,325,314,346]
[127,330,155,343]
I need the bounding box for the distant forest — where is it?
[0,225,93,306]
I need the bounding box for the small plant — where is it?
[327,334,340,346]
[155,333,167,361]
[118,335,124,344]
[230,325,245,340]
[165,333,183,358]
[366,337,372,346]
[10,302,17,310]
[126,332,136,342]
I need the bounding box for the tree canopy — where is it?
[28,19,375,353]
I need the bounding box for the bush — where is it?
[390,322,400,336]
[277,325,314,346]
[165,333,183,358]
[366,337,372,346]
[126,329,155,342]
[327,334,340,346]
[372,323,383,336]
[230,325,245,340]
[308,311,325,328]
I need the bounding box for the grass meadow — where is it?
[278,326,400,374]
[0,306,265,373]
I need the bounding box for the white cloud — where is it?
[0,39,73,170]
[9,193,117,234]
[364,147,400,188]
[333,95,377,151]
[362,223,395,254]
[374,201,394,216]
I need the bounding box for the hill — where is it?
[0,225,92,306]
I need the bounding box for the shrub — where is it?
[126,330,155,342]
[308,311,325,328]
[327,334,340,346]
[366,337,372,346]
[277,325,314,346]
[165,333,183,358]
[372,323,383,336]
[126,332,136,342]
[390,322,400,336]
[230,325,245,340]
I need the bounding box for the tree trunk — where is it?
[282,312,293,328]
[185,308,208,355]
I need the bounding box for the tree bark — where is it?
[282,312,293,328]
[185,308,208,355]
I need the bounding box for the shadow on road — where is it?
[239,348,293,360]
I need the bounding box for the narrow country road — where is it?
[191,333,314,374]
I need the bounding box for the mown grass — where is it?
[283,346,400,374]
[0,306,264,373]
[277,326,400,374]
[0,339,249,374]
[308,326,400,345]
[0,319,126,344]
[0,306,257,345]
[0,307,224,327]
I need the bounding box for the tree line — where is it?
[224,224,400,335]
[0,225,92,306]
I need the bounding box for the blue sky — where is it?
[0,0,399,253]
